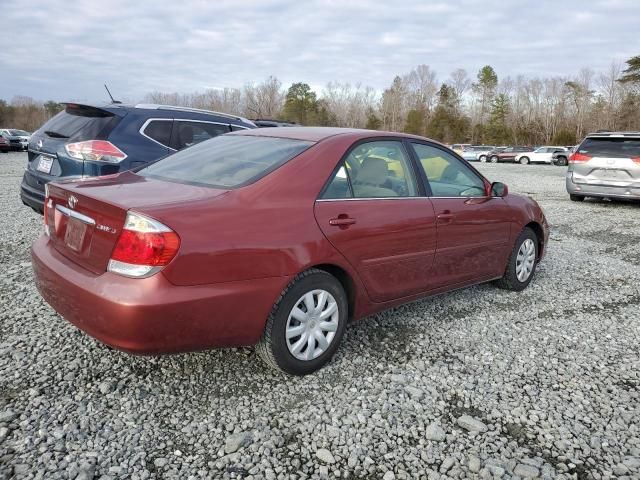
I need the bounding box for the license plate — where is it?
[64,218,87,252]
[599,169,624,179]
[36,155,54,174]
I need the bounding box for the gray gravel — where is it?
[1,151,639,479]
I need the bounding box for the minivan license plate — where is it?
[36,156,54,174]
[64,218,87,252]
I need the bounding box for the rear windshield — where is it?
[38,105,119,141]
[9,129,29,136]
[579,137,640,158]
[139,135,313,188]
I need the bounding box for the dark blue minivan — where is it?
[21,103,256,212]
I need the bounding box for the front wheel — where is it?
[556,156,567,166]
[490,156,499,163]
[479,155,487,162]
[257,269,348,375]
[569,194,585,202]
[495,228,538,291]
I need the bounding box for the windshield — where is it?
[9,129,29,136]
[139,135,313,188]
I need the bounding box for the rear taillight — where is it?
[569,152,591,163]
[108,212,180,278]
[65,140,127,163]
[633,157,640,164]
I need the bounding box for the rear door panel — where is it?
[314,199,438,302]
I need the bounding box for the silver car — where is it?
[566,132,640,201]
[0,129,30,151]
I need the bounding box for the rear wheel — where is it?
[490,155,499,163]
[569,194,585,202]
[556,156,567,166]
[495,228,538,291]
[479,155,487,162]
[519,156,530,165]
[257,269,348,375]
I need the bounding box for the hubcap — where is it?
[285,289,339,361]
[515,238,536,282]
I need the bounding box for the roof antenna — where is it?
[104,84,122,104]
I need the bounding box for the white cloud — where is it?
[0,0,635,102]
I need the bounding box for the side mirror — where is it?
[491,182,508,197]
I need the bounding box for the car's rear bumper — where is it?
[31,236,291,354]
[20,173,45,213]
[566,173,640,199]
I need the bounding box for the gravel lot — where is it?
[0,151,639,480]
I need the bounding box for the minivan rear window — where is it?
[139,135,313,188]
[579,137,640,158]
[38,105,119,141]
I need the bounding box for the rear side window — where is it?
[578,138,640,158]
[142,120,172,147]
[139,135,313,188]
[173,121,230,150]
[37,104,119,141]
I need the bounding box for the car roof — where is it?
[586,131,640,138]
[231,126,436,143]
[62,102,254,124]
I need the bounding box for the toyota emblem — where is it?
[68,195,78,209]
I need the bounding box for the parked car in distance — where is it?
[515,146,568,165]
[32,127,549,375]
[0,135,10,153]
[461,145,496,162]
[253,119,296,127]
[21,103,256,213]
[488,146,531,163]
[566,131,640,202]
[551,146,576,166]
[0,128,31,151]
[451,143,471,154]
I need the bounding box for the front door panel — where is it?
[431,197,511,285]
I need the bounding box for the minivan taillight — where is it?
[569,152,591,163]
[108,212,180,278]
[65,140,127,163]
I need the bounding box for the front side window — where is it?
[139,135,313,188]
[411,143,486,198]
[322,140,418,199]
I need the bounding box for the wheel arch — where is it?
[309,263,357,320]
[524,221,545,260]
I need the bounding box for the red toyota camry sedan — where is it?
[32,128,549,375]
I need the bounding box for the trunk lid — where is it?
[46,172,228,274]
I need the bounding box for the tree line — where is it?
[3,55,640,145]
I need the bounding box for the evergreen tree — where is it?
[282,83,318,125]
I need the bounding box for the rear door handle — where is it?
[437,211,454,223]
[329,216,356,226]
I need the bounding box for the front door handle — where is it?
[329,216,356,227]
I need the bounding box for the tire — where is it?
[495,227,538,292]
[559,157,567,166]
[519,156,530,165]
[257,268,348,375]
[569,194,585,202]
[479,155,487,162]
[490,155,499,163]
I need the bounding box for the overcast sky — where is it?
[0,0,637,103]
